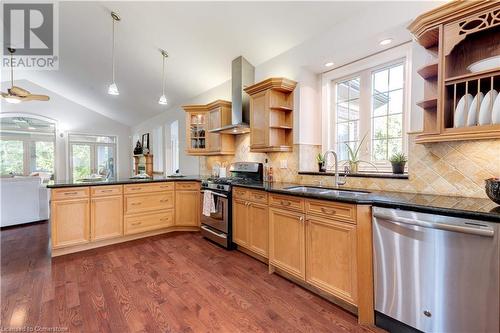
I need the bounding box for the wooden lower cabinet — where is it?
[269,207,305,279]
[233,198,269,258]
[306,215,358,305]
[175,190,200,227]
[51,198,90,249]
[125,210,174,235]
[233,199,249,247]
[91,195,123,241]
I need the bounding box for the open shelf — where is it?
[416,97,438,109]
[270,105,293,112]
[417,62,438,80]
[269,125,293,130]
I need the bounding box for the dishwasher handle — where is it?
[373,209,495,237]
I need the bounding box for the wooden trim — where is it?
[236,245,269,264]
[356,205,374,325]
[244,77,298,95]
[51,227,199,257]
[206,99,232,109]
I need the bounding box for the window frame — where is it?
[322,44,412,173]
[67,133,118,181]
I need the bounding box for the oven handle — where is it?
[200,190,228,198]
[201,225,227,238]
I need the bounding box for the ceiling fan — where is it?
[1,47,50,104]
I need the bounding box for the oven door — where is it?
[200,190,228,233]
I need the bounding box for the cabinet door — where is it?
[51,199,90,249]
[248,202,268,258]
[306,215,357,305]
[232,199,249,247]
[208,108,221,152]
[250,91,268,149]
[175,190,200,227]
[269,208,305,279]
[91,195,123,241]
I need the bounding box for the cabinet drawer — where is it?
[124,192,174,214]
[124,210,174,235]
[91,185,123,197]
[305,199,356,224]
[175,182,200,191]
[248,190,267,204]
[51,187,89,200]
[124,182,173,194]
[233,187,249,200]
[269,194,304,212]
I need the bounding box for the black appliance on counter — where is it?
[200,162,263,249]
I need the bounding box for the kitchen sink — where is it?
[283,186,369,196]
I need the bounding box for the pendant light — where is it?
[158,49,168,105]
[108,12,121,95]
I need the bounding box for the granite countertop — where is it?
[232,182,500,222]
[46,175,203,188]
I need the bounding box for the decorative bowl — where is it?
[485,178,500,205]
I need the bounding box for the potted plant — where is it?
[316,153,326,172]
[389,152,408,174]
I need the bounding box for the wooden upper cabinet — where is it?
[183,100,235,156]
[244,78,297,152]
[408,1,500,143]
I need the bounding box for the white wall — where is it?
[1,80,132,180]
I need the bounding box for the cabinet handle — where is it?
[131,202,142,206]
[160,218,169,222]
[101,189,113,193]
[129,188,141,191]
[131,222,142,226]
[254,194,264,199]
[64,191,78,195]
[160,199,169,203]
[280,200,291,206]
[299,216,304,222]
[321,207,336,215]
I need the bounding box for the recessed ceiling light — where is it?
[379,38,393,46]
[324,62,334,68]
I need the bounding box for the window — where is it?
[330,60,407,172]
[0,117,55,177]
[68,134,116,180]
[152,126,163,173]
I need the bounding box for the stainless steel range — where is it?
[200,162,263,249]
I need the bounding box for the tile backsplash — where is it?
[200,133,500,198]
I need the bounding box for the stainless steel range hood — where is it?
[209,56,254,134]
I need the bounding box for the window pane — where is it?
[34,141,54,173]
[373,69,388,94]
[337,142,348,161]
[337,122,349,142]
[0,140,24,175]
[388,138,403,157]
[337,102,349,122]
[97,145,115,178]
[72,144,91,180]
[348,121,358,142]
[388,114,402,138]
[349,99,360,120]
[373,116,388,140]
[373,139,387,161]
[69,134,116,144]
[337,82,349,102]
[372,93,388,117]
[389,64,404,90]
[388,89,403,115]
[349,78,360,99]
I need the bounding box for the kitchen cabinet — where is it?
[306,214,357,305]
[51,187,90,249]
[269,207,305,280]
[175,182,200,227]
[183,100,234,156]
[91,185,123,241]
[244,78,297,152]
[125,210,174,235]
[232,188,269,258]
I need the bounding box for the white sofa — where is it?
[0,177,49,227]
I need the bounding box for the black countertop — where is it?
[232,182,500,223]
[46,175,202,188]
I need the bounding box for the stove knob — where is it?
[217,185,223,190]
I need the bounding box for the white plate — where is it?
[467,55,500,73]
[492,93,500,125]
[478,89,498,125]
[454,93,473,128]
[466,92,483,126]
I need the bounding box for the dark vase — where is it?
[485,178,500,205]
[391,161,406,174]
[318,162,326,172]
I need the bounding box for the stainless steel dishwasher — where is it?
[372,207,499,333]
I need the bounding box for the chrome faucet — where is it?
[323,150,347,187]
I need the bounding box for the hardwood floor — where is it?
[1,222,383,333]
